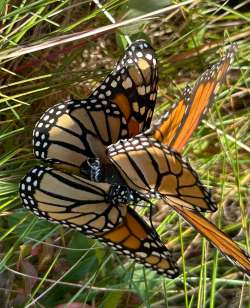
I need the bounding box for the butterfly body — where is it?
[82,158,126,185]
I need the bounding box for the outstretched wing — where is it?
[168,200,250,276]
[33,40,158,170]
[19,166,127,233]
[107,135,216,212]
[148,44,237,152]
[149,85,191,146]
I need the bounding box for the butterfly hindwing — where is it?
[87,207,178,278]
[108,135,216,212]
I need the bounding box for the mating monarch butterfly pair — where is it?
[20,40,250,278]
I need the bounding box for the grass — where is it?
[0,0,250,307]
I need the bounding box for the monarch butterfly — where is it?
[20,40,180,278]
[106,44,250,276]
[107,133,250,276]
[20,165,179,278]
[107,44,237,211]
[32,40,158,172]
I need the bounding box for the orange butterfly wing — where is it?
[169,201,250,276]
[151,86,191,145]
[89,39,158,136]
[147,44,250,275]
[108,135,217,212]
[20,166,179,278]
[97,207,179,278]
[150,44,237,152]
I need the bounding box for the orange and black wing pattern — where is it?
[93,207,179,278]
[20,166,179,278]
[33,100,129,170]
[89,39,158,136]
[148,44,237,152]
[169,201,250,276]
[107,134,250,275]
[19,166,129,233]
[107,135,217,212]
[149,85,191,146]
[33,40,158,170]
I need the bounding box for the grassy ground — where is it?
[0,0,249,307]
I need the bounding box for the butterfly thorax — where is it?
[82,158,146,205]
[82,158,126,184]
[108,184,142,205]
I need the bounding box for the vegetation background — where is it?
[0,0,249,307]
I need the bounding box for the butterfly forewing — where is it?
[169,201,250,276]
[148,44,237,152]
[20,166,127,234]
[108,135,216,212]
[148,85,191,144]
[33,99,128,169]
[89,39,158,136]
